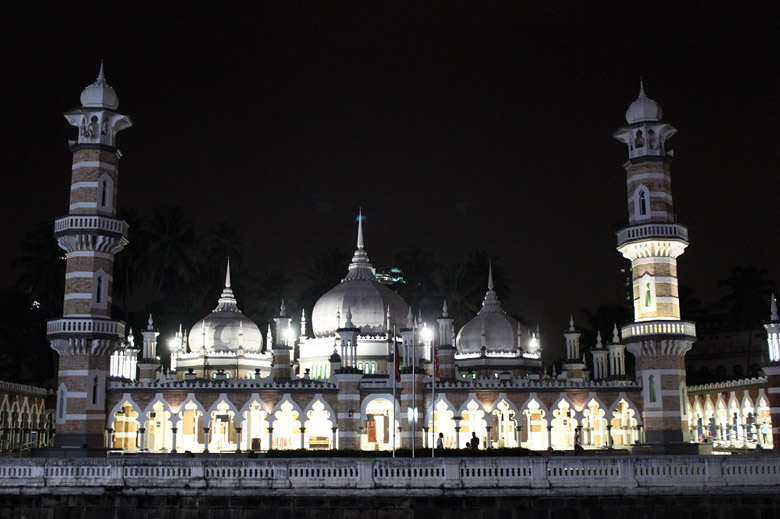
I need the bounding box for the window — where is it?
[96,276,103,304]
[639,191,647,216]
[101,180,108,207]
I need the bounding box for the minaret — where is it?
[436,301,456,379]
[47,64,132,449]
[272,300,293,380]
[562,317,585,382]
[614,82,696,444]
[591,331,608,381]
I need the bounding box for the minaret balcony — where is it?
[47,317,126,339]
[616,222,688,246]
[54,215,128,237]
[621,320,696,341]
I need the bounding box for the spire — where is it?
[344,210,376,281]
[280,299,287,317]
[612,323,620,343]
[639,78,645,97]
[406,307,413,328]
[147,313,154,330]
[478,260,504,314]
[357,208,364,250]
[596,331,603,349]
[442,300,449,318]
[98,60,105,82]
[568,315,575,332]
[301,309,307,337]
[344,306,354,328]
[488,261,494,290]
[215,259,239,312]
[771,293,779,321]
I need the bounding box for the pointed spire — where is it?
[407,307,413,328]
[596,331,603,349]
[225,258,232,288]
[771,293,779,321]
[568,315,575,332]
[345,306,354,328]
[639,78,645,97]
[336,309,341,328]
[488,261,494,290]
[280,299,286,317]
[442,300,449,318]
[301,309,307,337]
[357,208,364,250]
[147,314,154,330]
[266,325,273,347]
[97,60,106,82]
[215,258,239,311]
[612,323,620,343]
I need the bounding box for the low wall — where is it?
[1,455,779,496]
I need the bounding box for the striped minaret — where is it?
[613,82,696,444]
[47,63,132,449]
[762,295,780,447]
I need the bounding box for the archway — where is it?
[459,399,487,449]
[490,399,518,448]
[426,398,455,449]
[757,395,773,448]
[521,399,548,450]
[362,397,400,451]
[611,398,638,447]
[208,400,238,452]
[304,399,334,449]
[582,398,607,448]
[271,400,302,449]
[145,400,173,452]
[175,400,206,453]
[551,399,577,450]
[110,401,139,450]
[241,400,270,451]
[691,399,705,443]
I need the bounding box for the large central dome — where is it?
[456,265,528,354]
[311,214,409,337]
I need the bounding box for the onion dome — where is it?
[625,80,663,124]
[456,263,528,354]
[187,260,263,353]
[80,62,120,110]
[311,211,409,337]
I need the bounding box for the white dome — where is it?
[187,262,263,353]
[80,63,119,110]
[311,212,409,337]
[625,81,662,124]
[456,266,527,354]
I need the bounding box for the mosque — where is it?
[44,65,778,455]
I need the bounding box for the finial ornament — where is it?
[280,299,286,317]
[568,315,575,332]
[345,306,354,328]
[442,300,449,318]
[612,323,620,343]
[771,293,778,321]
[639,78,645,97]
[488,261,494,290]
[596,331,603,349]
[357,208,364,250]
[407,307,413,328]
[147,314,154,330]
[98,60,105,82]
[225,258,232,288]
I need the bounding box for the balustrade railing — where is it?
[1,456,778,493]
[616,223,688,245]
[54,215,127,235]
[621,320,696,339]
[46,318,126,336]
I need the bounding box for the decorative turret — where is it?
[614,83,696,445]
[272,300,293,380]
[337,306,360,371]
[48,65,132,449]
[762,294,780,446]
[606,324,627,379]
[591,331,609,380]
[562,317,585,381]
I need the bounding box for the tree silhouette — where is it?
[13,223,65,319]
[391,246,440,319]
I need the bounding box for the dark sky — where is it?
[1,4,778,357]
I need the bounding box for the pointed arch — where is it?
[107,395,142,428]
[56,384,67,424]
[142,393,174,419]
[206,394,240,421]
[610,393,641,421]
[178,393,208,423]
[457,393,488,416]
[303,394,336,450]
[634,184,650,220]
[97,172,114,213]
[303,394,336,419]
[361,393,401,422]
[518,393,549,417]
[238,394,271,425]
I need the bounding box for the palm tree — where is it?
[391,246,440,319]
[140,206,201,297]
[13,223,65,318]
[299,248,351,332]
[719,265,775,376]
[113,207,147,322]
[433,264,479,330]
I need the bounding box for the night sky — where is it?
[1,4,778,358]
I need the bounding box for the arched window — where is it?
[96,276,103,304]
[101,179,108,207]
[92,376,99,405]
[639,191,647,216]
[649,375,657,403]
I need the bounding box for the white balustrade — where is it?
[55,216,127,235]
[617,223,688,244]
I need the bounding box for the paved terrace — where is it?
[1,455,779,496]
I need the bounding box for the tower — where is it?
[47,64,132,449]
[762,295,780,446]
[614,82,695,444]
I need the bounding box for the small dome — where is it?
[80,62,119,110]
[625,80,662,124]
[311,211,409,337]
[187,261,263,353]
[456,265,527,354]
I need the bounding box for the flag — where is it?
[434,346,439,380]
[395,341,401,383]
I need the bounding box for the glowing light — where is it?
[168,338,179,350]
[420,324,434,343]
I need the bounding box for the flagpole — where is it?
[392,325,396,458]
[412,319,416,459]
[432,345,436,458]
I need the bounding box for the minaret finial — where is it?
[771,293,778,321]
[612,323,620,343]
[596,331,603,349]
[225,257,232,288]
[639,78,645,97]
[357,208,364,250]
[147,313,154,330]
[442,300,448,318]
[98,60,105,81]
[568,315,575,332]
[488,261,494,290]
